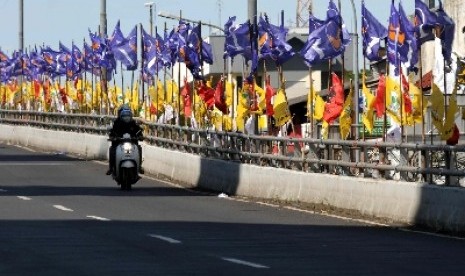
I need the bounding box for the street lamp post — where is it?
[100,0,108,114]
[349,0,360,142]
[19,0,24,110]
[145,2,155,36]
[158,11,224,33]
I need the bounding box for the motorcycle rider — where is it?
[106,105,144,175]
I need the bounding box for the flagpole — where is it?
[309,67,314,138]
[178,10,183,127]
[399,60,404,142]
[362,64,366,141]
[120,62,124,107]
[140,23,145,118]
[383,39,388,142]
[419,46,425,144]
[155,26,159,122]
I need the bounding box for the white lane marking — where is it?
[0,189,7,192]
[53,205,74,212]
[0,162,72,166]
[86,215,111,221]
[221,257,269,269]
[17,196,32,201]
[147,234,182,244]
[397,228,465,241]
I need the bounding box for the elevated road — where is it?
[1,142,464,275]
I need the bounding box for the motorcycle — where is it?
[109,132,142,190]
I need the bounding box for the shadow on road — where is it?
[0,219,464,275]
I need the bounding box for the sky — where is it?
[0,0,415,54]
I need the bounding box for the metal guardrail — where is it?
[1,109,464,187]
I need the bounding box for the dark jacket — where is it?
[109,118,143,139]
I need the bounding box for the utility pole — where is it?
[145,2,155,36]
[100,0,108,114]
[19,0,24,52]
[248,0,258,134]
[349,0,360,141]
[296,0,312,27]
[19,0,24,110]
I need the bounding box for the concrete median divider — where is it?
[2,124,465,233]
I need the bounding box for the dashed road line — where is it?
[221,257,269,269]
[17,196,32,201]
[0,162,72,166]
[147,234,182,244]
[53,205,74,212]
[86,215,111,221]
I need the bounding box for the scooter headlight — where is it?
[122,142,133,153]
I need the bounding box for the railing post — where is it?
[307,142,320,173]
[342,145,351,175]
[399,146,409,181]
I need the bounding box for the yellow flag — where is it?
[166,80,179,109]
[410,83,426,124]
[272,88,291,127]
[225,81,234,107]
[386,76,401,124]
[222,115,233,132]
[313,93,325,121]
[254,82,266,114]
[157,79,166,106]
[307,81,325,121]
[130,82,139,114]
[236,86,250,119]
[441,87,457,140]
[430,83,445,134]
[0,86,5,104]
[258,114,268,132]
[193,92,207,127]
[361,82,375,133]
[321,120,329,139]
[210,108,223,130]
[339,86,353,140]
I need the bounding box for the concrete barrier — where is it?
[2,124,465,233]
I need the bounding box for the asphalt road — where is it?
[1,142,465,275]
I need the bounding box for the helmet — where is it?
[119,107,133,123]
[117,104,130,116]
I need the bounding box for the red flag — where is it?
[373,74,386,118]
[181,78,192,117]
[33,80,41,99]
[149,102,158,115]
[214,77,228,114]
[265,75,275,116]
[400,69,412,114]
[59,87,68,105]
[197,81,215,109]
[323,73,345,124]
[43,79,52,104]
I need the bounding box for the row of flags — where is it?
[0,0,460,141]
[0,19,215,84]
[302,0,458,141]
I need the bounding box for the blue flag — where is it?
[309,13,325,33]
[414,0,437,45]
[258,15,295,65]
[387,2,410,72]
[399,2,418,72]
[29,49,45,81]
[300,0,351,66]
[109,20,125,49]
[436,0,455,61]
[223,17,253,61]
[141,26,158,77]
[112,25,138,71]
[362,2,388,61]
